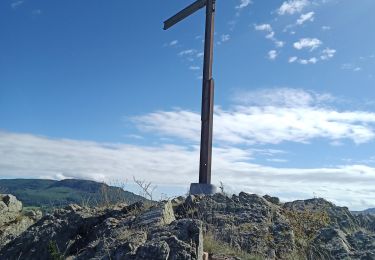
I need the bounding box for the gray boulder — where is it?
[0,194,41,250]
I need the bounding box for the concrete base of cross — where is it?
[189,183,217,195]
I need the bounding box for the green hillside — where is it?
[0,179,145,208]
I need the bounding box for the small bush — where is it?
[284,209,330,242]
[203,232,262,260]
[48,241,64,260]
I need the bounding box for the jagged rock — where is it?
[0,194,42,250]
[0,195,23,227]
[263,194,280,205]
[355,213,375,232]
[2,192,375,260]
[135,241,170,260]
[175,192,295,259]
[0,195,22,213]
[311,228,352,259]
[284,198,358,233]
[0,201,203,260]
[133,201,175,227]
[175,193,375,259]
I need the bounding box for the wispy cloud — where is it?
[289,57,319,64]
[11,0,24,9]
[236,0,252,9]
[267,158,288,163]
[296,11,315,25]
[135,88,375,145]
[254,24,285,48]
[293,38,322,51]
[254,24,272,32]
[31,9,42,16]
[178,49,196,56]
[278,0,310,15]
[289,56,298,63]
[268,50,278,60]
[169,40,178,46]
[320,48,336,60]
[221,34,230,43]
[283,11,315,32]
[341,63,362,72]
[189,66,200,71]
[290,48,336,65]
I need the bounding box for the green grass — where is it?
[203,232,262,260]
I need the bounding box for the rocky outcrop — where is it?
[0,201,203,260]
[1,192,375,259]
[174,193,375,259]
[0,194,42,250]
[175,192,297,259]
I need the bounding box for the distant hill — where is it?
[0,179,145,208]
[364,208,375,214]
[352,208,375,215]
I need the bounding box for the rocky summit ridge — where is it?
[1,192,375,260]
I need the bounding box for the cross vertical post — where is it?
[199,0,215,185]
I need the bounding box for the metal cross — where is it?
[164,0,216,192]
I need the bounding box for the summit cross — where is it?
[164,0,217,195]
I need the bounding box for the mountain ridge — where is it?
[0,178,144,208]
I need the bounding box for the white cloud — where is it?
[169,40,178,46]
[221,34,230,43]
[267,158,288,163]
[236,0,252,9]
[135,88,375,145]
[268,50,278,60]
[1,131,375,210]
[283,11,314,32]
[178,49,196,56]
[320,48,336,60]
[265,31,275,39]
[278,0,310,15]
[289,56,298,63]
[299,57,318,64]
[189,66,200,70]
[322,25,331,31]
[32,9,42,16]
[234,88,335,108]
[293,38,322,51]
[254,24,285,49]
[289,56,319,65]
[254,24,272,32]
[341,63,362,72]
[197,52,204,58]
[275,41,285,48]
[296,12,315,25]
[11,0,24,9]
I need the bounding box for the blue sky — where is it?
[1,0,375,210]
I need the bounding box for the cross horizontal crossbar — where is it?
[163,0,207,30]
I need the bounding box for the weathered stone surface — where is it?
[2,192,375,260]
[134,201,175,227]
[0,194,41,250]
[0,195,23,227]
[0,195,22,213]
[175,193,375,259]
[0,201,202,260]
